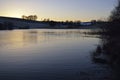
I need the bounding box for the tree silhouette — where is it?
[109,0,120,22]
[104,0,120,35]
[33,15,37,21]
[22,15,38,21]
[22,15,25,19]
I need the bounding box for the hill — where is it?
[0,16,49,29]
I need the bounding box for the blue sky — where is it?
[0,0,116,21]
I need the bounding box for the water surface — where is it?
[0,29,110,80]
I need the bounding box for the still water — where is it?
[0,29,110,80]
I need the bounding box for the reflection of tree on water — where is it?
[21,30,99,45]
[92,35,120,80]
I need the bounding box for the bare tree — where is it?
[22,15,26,19]
[109,0,120,22]
[33,15,37,20]
[22,15,38,21]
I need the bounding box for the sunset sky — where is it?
[0,0,116,21]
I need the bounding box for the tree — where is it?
[22,15,38,21]
[33,15,37,21]
[22,15,25,19]
[105,0,120,34]
[109,0,120,22]
[91,20,96,25]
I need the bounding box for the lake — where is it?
[0,29,111,80]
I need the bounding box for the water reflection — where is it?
[0,29,101,80]
[92,34,120,80]
[0,29,99,49]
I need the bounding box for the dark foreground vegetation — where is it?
[92,0,120,79]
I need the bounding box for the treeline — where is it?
[22,15,37,21]
[41,19,82,28]
[0,15,97,30]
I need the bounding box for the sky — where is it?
[0,0,117,21]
